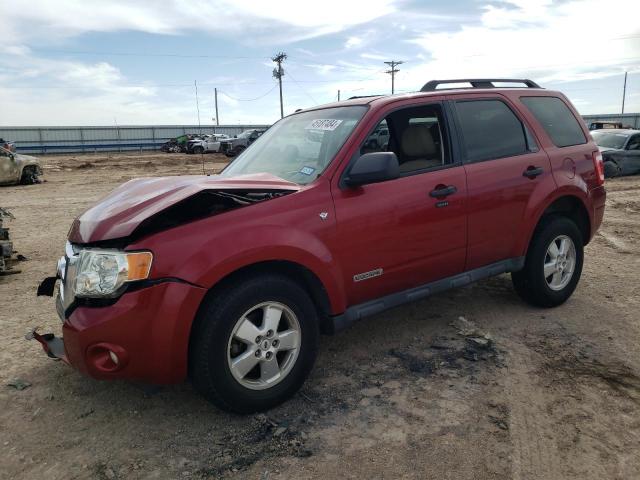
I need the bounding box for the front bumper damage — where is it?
[31,252,207,384]
[25,328,68,363]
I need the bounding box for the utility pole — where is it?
[194,80,201,134]
[621,71,628,116]
[384,60,404,94]
[337,89,341,101]
[214,87,220,126]
[272,52,287,118]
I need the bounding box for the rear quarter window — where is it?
[520,96,586,148]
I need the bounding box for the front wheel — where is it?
[190,274,319,413]
[512,216,584,308]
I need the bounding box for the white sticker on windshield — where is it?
[300,166,316,175]
[306,119,343,131]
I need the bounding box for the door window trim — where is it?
[449,97,540,164]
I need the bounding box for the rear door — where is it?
[331,101,468,306]
[450,95,553,270]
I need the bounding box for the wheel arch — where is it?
[191,260,335,337]
[523,194,591,256]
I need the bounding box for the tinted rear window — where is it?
[520,96,586,147]
[455,99,528,162]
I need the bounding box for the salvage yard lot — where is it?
[1,151,639,480]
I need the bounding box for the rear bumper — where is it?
[590,185,606,239]
[37,281,207,384]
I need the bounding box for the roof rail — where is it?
[420,78,541,92]
[347,95,384,100]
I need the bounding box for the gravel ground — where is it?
[1,151,639,480]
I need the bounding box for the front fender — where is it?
[128,189,347,313]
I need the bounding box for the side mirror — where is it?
[9,153,15,161]
[344,152,399,187]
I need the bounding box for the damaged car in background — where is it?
[32,79,605,414]
[219,128,266,157]
[0,146,42,186]
[186,133,231,154]
[591,129,640,178]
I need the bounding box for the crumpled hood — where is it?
[68,173,300,243]
[598,146,618,153]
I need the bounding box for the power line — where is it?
[284,70,319,105]
[217,84,278,102]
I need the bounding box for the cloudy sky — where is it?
[0,0,638,126]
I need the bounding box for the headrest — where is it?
[401,124,437,157]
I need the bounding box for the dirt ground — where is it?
[1,151,639,480]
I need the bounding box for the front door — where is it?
[331,102,468,306]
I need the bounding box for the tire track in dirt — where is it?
[502,340,564,480]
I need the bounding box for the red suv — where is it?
[35,78,606,413]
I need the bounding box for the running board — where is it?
[329,257,525,333]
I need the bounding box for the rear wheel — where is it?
[512,216,584,307]
[190,274,319,413]
[193,146,205,154]
[20,166,40,185]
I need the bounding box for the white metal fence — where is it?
[2,114,638,154]
[0,125,269,154]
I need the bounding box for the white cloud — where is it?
[0,0,398,45]
[345,36,363,49]
[407,0,640,85]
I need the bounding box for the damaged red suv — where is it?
[35,79,606,413]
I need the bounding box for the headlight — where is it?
[74,250,153,298]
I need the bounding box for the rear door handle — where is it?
[523,166,544,179]
[429,185,457,198]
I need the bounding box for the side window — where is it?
[520,96,586,148]
[627,135,640,151]
[455,99,528,162]
[360,104,450,174]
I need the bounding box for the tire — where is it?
[20,166,40,185]
[193,146,204,154]
[603,160,620,178]
[190,274,319,413]
[511,216,584,308]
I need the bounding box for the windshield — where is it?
[222,106,366,185]
[237,130,255,139]
[591,131,629,149]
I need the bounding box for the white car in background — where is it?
[187,134,231,154]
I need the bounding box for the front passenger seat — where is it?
[399,125,441,173]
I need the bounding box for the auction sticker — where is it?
[306,119,343,131]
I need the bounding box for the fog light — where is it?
[108,350,119,365]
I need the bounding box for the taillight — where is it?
[592,151,604,185]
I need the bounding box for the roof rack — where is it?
[347,95,384,100]
[420,78,541,92]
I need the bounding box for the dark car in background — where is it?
[591,129,640,178]
[219,129,266,157]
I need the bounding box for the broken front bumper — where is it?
[33,273,207,384]
[26,329,68,363]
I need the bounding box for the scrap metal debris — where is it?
[0,207,20,275]
[7,378,31,391]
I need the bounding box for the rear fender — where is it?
[515,186,591,257]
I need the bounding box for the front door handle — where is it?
[429,185,457,198]
[523,166,544,179]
